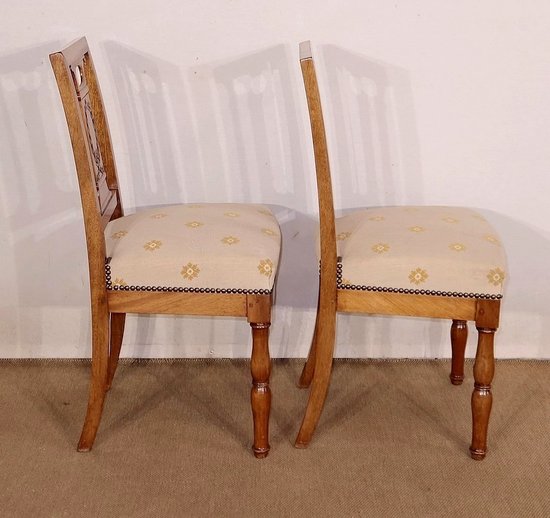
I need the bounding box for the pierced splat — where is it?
[68,58,113,217]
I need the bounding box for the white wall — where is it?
[1,0,549,358]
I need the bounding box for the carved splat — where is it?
[68,59,113,217]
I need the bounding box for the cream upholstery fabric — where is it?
[334,206,506,299]
[104,204,280,294]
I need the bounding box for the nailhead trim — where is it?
[104,260,271,296]
[333,260,502,300]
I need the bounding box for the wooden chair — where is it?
[295,41,506,460]
[50,38,280,458]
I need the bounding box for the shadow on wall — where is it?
[0,42,91,357]
[3,42,531,358]
[101,42,319,357]
[319,45,427,357]
[483,210,550,358]
[316,46,549,358]
[321,45,424,210]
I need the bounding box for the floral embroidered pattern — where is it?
[221,236,239,245]
[262,228,277,236]
[337,232,352,240]
[487,268,505,286]
[150,213,167,219]
[258,259,273,277]
[143,240,162,251]
[443,217,459,223]
[186,221,203,228]
[224,212,240,218]
[112,278,127,287]
[257,208,272,216]
[181,262,200,281]
[485,235,500,245]
[372,243,390,254]
[408,226,425,233]
[408,268,428,285]
[111,230,128,239]
[449,243,466,252]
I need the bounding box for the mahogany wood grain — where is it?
[107,291,248,317]
[295,41,502,459]
[337,291,477,321]
[450,320,468,385]
[51,38,274,457]
[470,299,499,459]
[470,327,495,459]
[297,288,320,389]
[107,312,125,390]
[294,49,338,448]
[77,295,110,451]
[250,323,271,458]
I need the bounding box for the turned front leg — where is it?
[450,320,468,385]
[250,322,271,458]
[470,327,495,460]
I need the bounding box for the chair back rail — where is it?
[50,38,123,237]
[299,42,337,299]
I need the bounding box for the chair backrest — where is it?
[50,38,123,293]
[299,41,338,296]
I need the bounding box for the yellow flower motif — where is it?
[143,240,162,251]
[408,268,428,285]
[112,278,127,287]
[408,226,425,233]
[262,228,277,236]
[487,268,505,286]
[111,230,128,239]
[368,216,385,221]
[224,212,240,218]
[186,221,203,228]
[341,278,352,285]
[485,235,500,245]
[449,243,466,252]
[337,232,352,241]
[181,262,200,281]
[221,236,239,245]
[372,243,390,254]
[257,208,272,216]
[443,217,459,223]
[258,259,274,277]
[150,213,167,219]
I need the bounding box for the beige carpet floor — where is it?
[1,359,549,517]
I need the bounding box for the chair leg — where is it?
[250,322,271,458]
[449,320,468,385]
[78,301,110,452]
[469,326,495,460]
[295,299,336,448]
[106,312,125,390]
[297,291,320,389]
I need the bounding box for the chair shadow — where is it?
[102,42,319,359]
[102,360,252,450]
[0,42,91,357]
[321,44,424,209]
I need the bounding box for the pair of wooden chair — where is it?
[50,39,505,460]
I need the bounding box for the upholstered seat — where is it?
[105,203,280,293]
[334,206,506,299]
